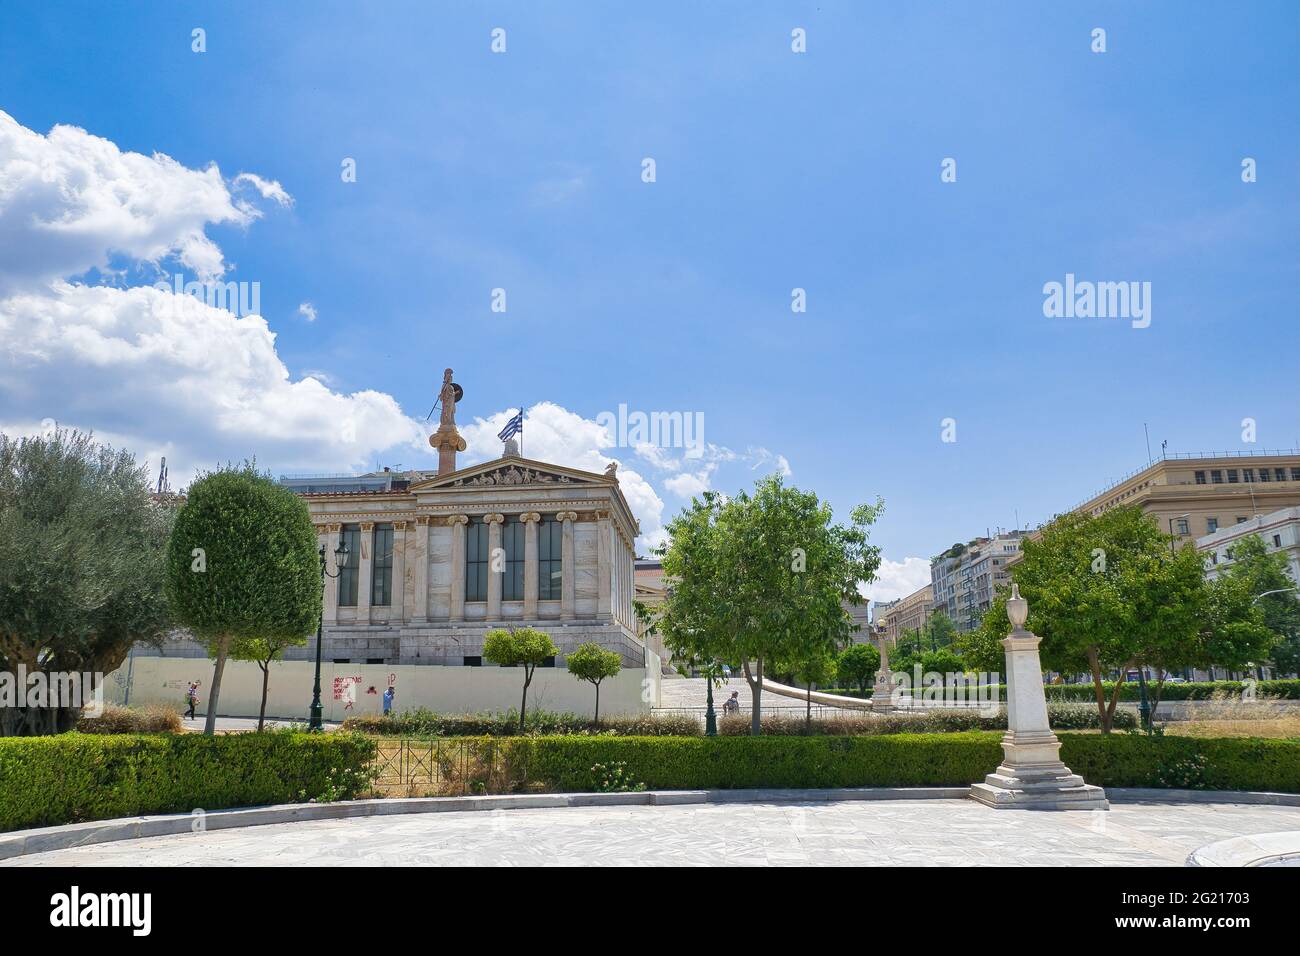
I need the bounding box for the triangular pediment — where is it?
[409,456,612,492]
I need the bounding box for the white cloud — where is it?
[861,556,933,604]
[233,171,294,208]
[663,467,714,498]
[0,111,427,487]
[297,301,317,322]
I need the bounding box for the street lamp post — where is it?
[704,665,718,737]
[309,539,349,731]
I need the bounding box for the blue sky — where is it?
[1,1,1297,599]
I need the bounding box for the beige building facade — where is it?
[873,583,933,645]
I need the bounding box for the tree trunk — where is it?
[1086,646,1110,733]
[257,660,270,732]
[519,665,533,731]
[594,680,601,724]
[805,683,812,734]
[743,657,763,736]
[1105,662,1133,734]
[204,635,231,735]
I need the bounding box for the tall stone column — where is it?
[522,512,541,619]
[358,522,374,621]
[448,514,469,622]
[391,521,407,620]
[485,513,505,620]
[596,510,612,618]
[871,630,896,712]
[970,584,1109,810]
[412,516,430,622]
[557,511,577,620]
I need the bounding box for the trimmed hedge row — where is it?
[342,709,701,738]
[0,731,377,832]
[824,679,1300,702]
[501,733,1300,793]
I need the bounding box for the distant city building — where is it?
[1197,506,1300,586]
[928,532,1024,632]
[873,583,934,645]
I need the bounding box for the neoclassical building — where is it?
[281,371,644,666]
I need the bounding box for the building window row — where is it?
[1197,467,1300,485]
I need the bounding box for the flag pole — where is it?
[520,403,524,458]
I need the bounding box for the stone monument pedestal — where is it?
[968,584,1108,811]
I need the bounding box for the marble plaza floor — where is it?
[9,799,1300,866]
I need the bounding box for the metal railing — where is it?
[371,738,527,796]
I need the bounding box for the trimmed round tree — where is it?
[566,642,622,723]
[165,465,321,734]
[483,626,558,731]
[0,429,173,735]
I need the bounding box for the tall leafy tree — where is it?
[231,631,309,731]
[483,626,559,730]
[0,430,172,735]
[165,464,321,735]
[836,642,880,695]
[1217,534,1300,676]
[1013,506,1207,732]
[658,475,882,734]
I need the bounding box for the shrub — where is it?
[0,731,377,832]
[715,705,1133,736]
[76,704,183,735]
[341,709,700,738]
[1058,734,1300,792]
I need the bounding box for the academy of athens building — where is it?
[280,370,644,667]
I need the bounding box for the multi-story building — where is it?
[1197,506,1300,586]
[1070,451,1300,545]
[928,532,1024,632]
[873,583,934,645]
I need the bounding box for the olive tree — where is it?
[483,626,558,730]
[566,642,622,722]
[165,464,320,735]
[0,430,172,735]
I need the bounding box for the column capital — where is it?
[360,521,375,531]
[485,513,506,525]
[446,514,470,527]
[325,522,342,533]
[556,510,578,523]
[521,511,542,524]
[393,520,408,531]
[415,514,434,526]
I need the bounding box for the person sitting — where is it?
[722,691,740,714]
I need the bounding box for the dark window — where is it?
[538,516,563,600]
[332,658,350,664]
[1259,469,1272,482]
[1175,519,1189,535]
[1274,535,1282,548]
[366,658,384,665]
[1194,470,1207,485]
[1236,516,1248,524]
[1227,469,1239,483]
[1243,469,1255,482]
[466,517,489,601]
[1210,470,1224,484]
[1292,468,1300,481]
[542,655,556,668]
[338,524,361,606]
[467,520,488,600]
[1276,468,1287,481]
[371,523,394,606]
[502,516,525,601]
[1207,517,1219,533]
[463,655,482,667]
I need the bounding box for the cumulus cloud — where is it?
[861,556,933,604]
[0,111,427,487]
[297,301,317,322]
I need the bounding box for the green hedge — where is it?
[342,709,702,737]
[0,731,377,832]
[825,679,1300,702]
[500,733,1300,793]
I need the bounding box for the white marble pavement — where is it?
[8,799,1300,867]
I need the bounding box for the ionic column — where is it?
[557,511,577,620]
[412,516,430,622]
[485,513,505,620]
[358,522,375,618]
[448,514,469,622]
[597,510,612,618]
[522,512,541,619]
[322,524,340,625]
[392,521,407,619]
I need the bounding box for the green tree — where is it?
[0,430,172,735]
[483,626,559,730]
[1012,506,1205,733]
[836,642,880,695]
[231,631,309,731]
[165,464,321,735]
[1218,534,1300,676]
[956,591,1011,675]
[657,476,882,735]
[566,642,622,722]
[788,648,837,732]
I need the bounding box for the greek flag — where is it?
[497,408,524,442]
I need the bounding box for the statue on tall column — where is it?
[429,368,467,476]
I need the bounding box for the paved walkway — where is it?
[10,799,1300,866]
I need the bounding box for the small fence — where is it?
[371,738,529,796]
